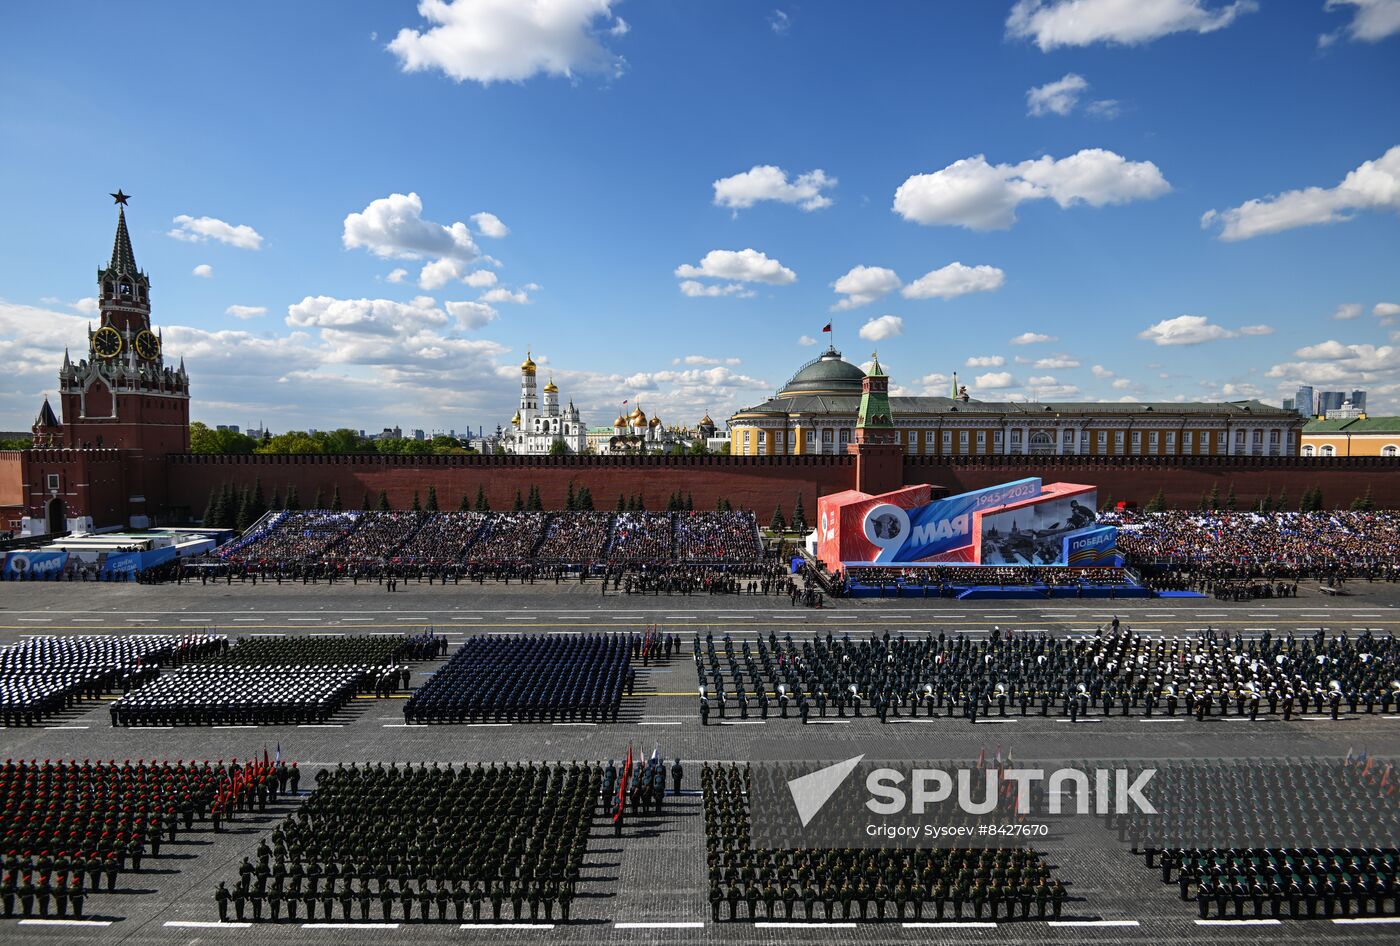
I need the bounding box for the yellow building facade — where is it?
[728,346,1305,459]
[1301,417,1400,457]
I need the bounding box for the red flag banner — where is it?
[821,322,832,333]
[614,743,634,823]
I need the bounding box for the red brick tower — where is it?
[50,192,190,526]
[847,353,904,495]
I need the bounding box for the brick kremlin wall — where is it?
[161,452,1400,521]
[906,455,1400,510]
[165,454,855,518]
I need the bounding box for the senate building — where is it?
[726,344,1305,459]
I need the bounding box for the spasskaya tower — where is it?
[57,191,190,454]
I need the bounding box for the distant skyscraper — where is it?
[1282,397,1295,412]
[1294,385,1314,417]
[1317,391,1346,415]
[1350,389,1367,412]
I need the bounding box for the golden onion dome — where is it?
[520,351,537,374]
[543,376,558,394]
[614,414,627,427]
[629,407,646,423]
[649,416,661,427]
[700,413,714,426]
[511,411,521,425]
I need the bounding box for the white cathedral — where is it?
[501,352,589,455]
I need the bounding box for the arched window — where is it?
[1029,431,1054,454]
[1320,445,1335,457]
[1302,445,1314,457]
[1383,445,1398,458]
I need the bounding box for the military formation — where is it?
[216,761,595,923]
[703,763,1066,922]
[109,634,443,727]
[404,633,633,723]
[1108,756,1400,919]
[0,634,225,727]
[695,626,1400,723]
[0,757,275,919]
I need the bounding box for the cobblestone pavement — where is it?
[1,582,1397,944]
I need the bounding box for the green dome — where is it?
[779,346,866,396]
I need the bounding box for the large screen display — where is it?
[977,493,1098,565]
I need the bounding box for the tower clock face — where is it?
[134,329,161,361]
[92,326,123,359]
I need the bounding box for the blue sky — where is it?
[2,0,1398,434]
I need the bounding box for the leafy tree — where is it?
[411,490,422,513]
[284,485,300,512]
[770,503,787,532]
[1144,489,1166,513]
[330,484,343,512]
[189,422,257,455]
[792,493,807,531]
[718,441,732,455]
[513,489,525,512]
[377,489,390,512]
[474,485,490,513]
[549,439,569,456]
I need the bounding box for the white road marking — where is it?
[302,922,400,929]
[640,721,683,726]
[459,923,555,929]
[298,724,344,728]
[755,921,860,928]
[1333,917,1400,924]
[1195,918,1281,926]
[903,921,998,928]
[165,920,252,928]
[19,918,114,926]
[1049,920,1140,927]
[615,921,705,929]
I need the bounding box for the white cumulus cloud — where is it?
[675,248,797,286]
[1202,145,1400,241]
[1027,73,1088,116]
[445,299,498,329]
[1238,324,1274,336]
[225,305,267,320]
[1007,0,1258,51]
[1333,303,1363,320]
[481,286,530,304]
[1010,331,1056,345]
[169,214,264,250]
[966,355,1005,367]
[345,192,479,263]
[388,0,627,85]
[679,280,754,298]
[1139,314,1236,346]
[831,265,901,310]
[471,211,509,237]
[798,335,818,346]
[975,371,1017,390]
[859,315,904,341]
[902,262,1006,300]
[386,268,409,283]
[1091,364,1115,378]
[1375,302,1400,321]
[1034,354,1081,368]
[893,149,1169,230]
[713,165,836,212]
[1320,0,1400,46]
[192,264,213,278]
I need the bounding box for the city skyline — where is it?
[2,0,1398,434]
